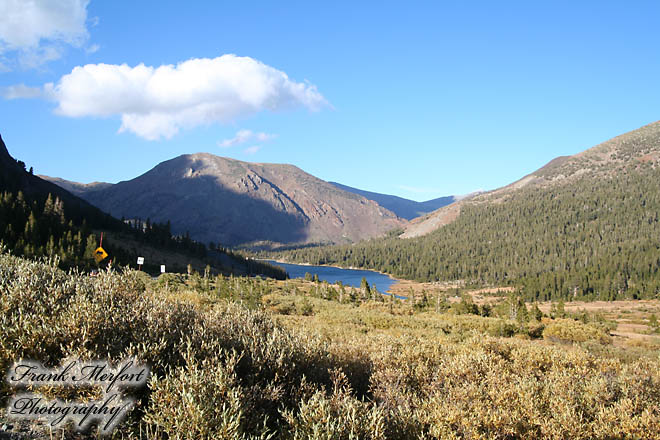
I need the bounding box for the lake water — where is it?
[263,260,403,297]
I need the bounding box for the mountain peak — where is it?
[548,120,660,174]
[0,134,29,176]
[401,120,660,238]
[52,153,404,248]
[0,134,13,164]
[181,152,304,172]
[329,181,457,220]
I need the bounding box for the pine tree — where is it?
[84,234,97,262]
[43,194,54,217]
[53,197,65,224]
[360,277,371,296]
[516,296,529,323]
[556,299,566,318]
[46,235,55,256]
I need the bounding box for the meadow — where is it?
[1,251,659,439]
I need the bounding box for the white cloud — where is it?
[38,55,327,140]
[454,190,484,200]
[2,83,43,99]
[243,145,261,155]
[85,43,100,54]
[0,0,92,68]
[255,132,274,142]
[219,129,275,148]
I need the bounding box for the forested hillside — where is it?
[280,122,660,301]
[0,190,208,270]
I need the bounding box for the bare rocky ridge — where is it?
[37,176,113,197]
[402,120,660,238]
[45,153,405,248]
[400,202,463,238]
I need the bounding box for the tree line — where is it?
[0,189,286,279]
[279,165,660,301]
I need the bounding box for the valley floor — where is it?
[388,278,660,350]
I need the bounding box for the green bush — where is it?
[145,347,271,439]
[487,319,518,337]
[543,319,613,344]
[156,272,186,291]
[281,370,386,440]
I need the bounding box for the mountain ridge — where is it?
[0,134,121,226]
[37,176,114,197]
[46,153,406,248]
[402,120,660,238]
[328,181,456,220]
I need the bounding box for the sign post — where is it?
[137,256,144,271]
[94,247,108,263]
[93,232,108,264]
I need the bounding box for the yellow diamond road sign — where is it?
[94,246,108,263]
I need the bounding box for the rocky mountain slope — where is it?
[46,154,405,248]
[403,120,660,238]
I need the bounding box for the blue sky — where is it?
[1,1,659,201]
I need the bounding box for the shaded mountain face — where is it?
[329,182,456,220]
[1,133,41,193]
[0,134,118,226]
[55,154,405,247]
[403,120,660,238]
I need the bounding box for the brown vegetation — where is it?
[1,253,659,439]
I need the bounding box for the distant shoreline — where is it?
[260,258,405,294]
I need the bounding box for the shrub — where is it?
[298,298,314,316]
[144,346,271,439]
[156,272,186,291]
[487,319,518,337]
[543,319,613,344]
[281,370,386,440]
[1,252,659,439]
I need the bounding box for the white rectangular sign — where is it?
[137,257,144,265]
[160,265,166,273]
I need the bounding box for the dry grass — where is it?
[537,299,660,347]
[1,253,659,439]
